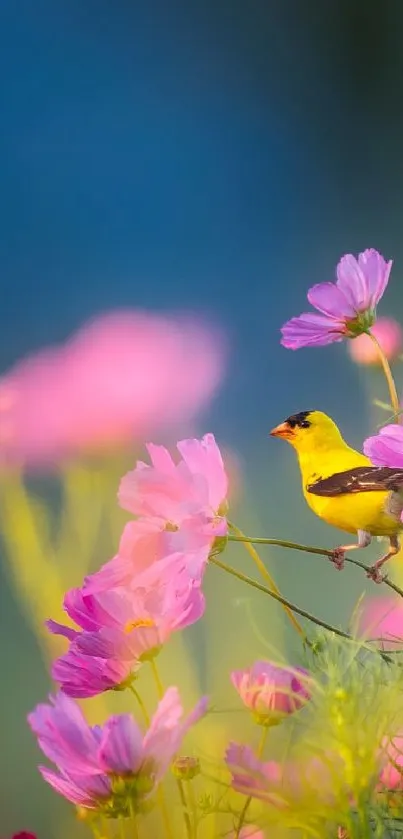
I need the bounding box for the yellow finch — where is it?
[270,410,403,582]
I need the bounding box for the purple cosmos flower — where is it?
[364,423,403,469]
[48,558,204,697]
[28,689,207,813]
[281,249,392,349]
[231,661,311,725]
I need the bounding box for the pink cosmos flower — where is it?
[86,434,229,593]
[348,317,403,366]
[28,689,207,812]
[0,310,225,468]
[364,423,403,469]
[281,249,392,349]
[231,661,311,724]
[48,559,204,697]
[358,596,403,645]
[118,434,228,529]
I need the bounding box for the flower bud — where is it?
[172,755,200,780]
[231,661,311,725]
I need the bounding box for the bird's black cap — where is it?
[285,410,312,429]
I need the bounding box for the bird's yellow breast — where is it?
[302,484,400,535]
[298,449,402,536]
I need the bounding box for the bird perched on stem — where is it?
[270,410,403,582]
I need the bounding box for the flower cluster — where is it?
[29,431,313,836]
[26,247,403,837]
[46,433,228,697]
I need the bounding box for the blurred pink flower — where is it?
[231,661,311,725]
[348,317,403,366]
[358,596,403,644]
[379,734,403,790]
[11,834,37,839]
[0,310,225,468]
[225,743,338,809]
[231,828,266,839]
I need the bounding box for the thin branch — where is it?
[209,555,351,640]
[227,535,403,599]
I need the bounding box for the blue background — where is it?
[2,1,403,835]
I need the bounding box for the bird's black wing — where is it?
[307,466,403,497]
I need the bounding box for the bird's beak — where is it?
[270,422,293,440]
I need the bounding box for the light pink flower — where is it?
[348,317,403,366]
[119,434,228,527]
[231,661,311,724]
[0,310,225,468]
[84,434,229,592]
[358,596,403,645]
[231,828,266,839]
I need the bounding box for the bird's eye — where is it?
[300,421,310,429]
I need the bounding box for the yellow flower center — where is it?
[124,617,155,634]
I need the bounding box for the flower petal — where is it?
[336,253,371,311]
[98,715,144,774]
[281,313,345,349]
[176,434,228,512]
[358,249,392,308]
[39,767,99,807]
[52,649,131,697]
[364,424,403,468]
[143,688,207,779]
[46,619,78,642]
[307,282,356,319]
[28,693,101,774]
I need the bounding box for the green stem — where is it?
[150,657,164,699]
[128,684,150,726]
[228,521,305,639]
[188,780,198,838]
[235,727,268,838]
[88,823,103,839]
[227,535,403,599]
[176,778,192,839]
[210,554,351,640]
[149,659,175,839]
[157,781,175,839]
[368,329,400,422]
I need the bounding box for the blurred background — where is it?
[2,0,403,835]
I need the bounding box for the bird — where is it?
[270,410,403,582]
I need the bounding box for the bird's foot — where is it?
[330,547,345,571]
[366,564,385,584]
